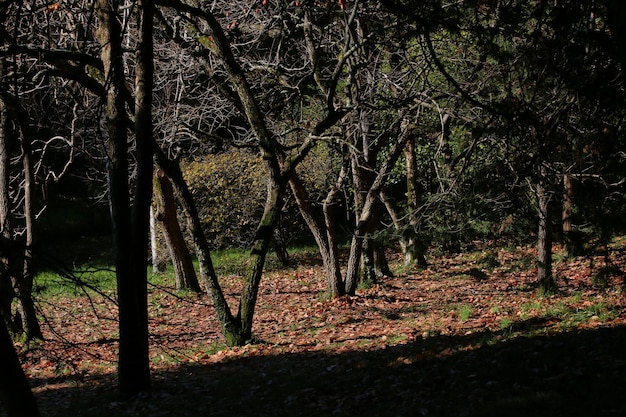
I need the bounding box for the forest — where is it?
[1,0,626,416]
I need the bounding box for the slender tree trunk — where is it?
[344,121,414,294]
[0,68,42,338]
[289,170,345,298]
[321,171,346,296]
[149,206,164,273]
[537,167,555,293]
[153,166,200,292]
[237,179,286,342]
[403,133,427,267]
[0,84,14,325]
[0,314,40,417]
[562,174,582,257]
[15,127,42,340]
[156,153,241,345]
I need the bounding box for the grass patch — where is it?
[34,266,117,298]
[458,304,473,322]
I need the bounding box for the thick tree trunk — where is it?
[0,315,40,417]
[153,167,200,292]
[96,0,151,397]
[562,174,582,257]
[124,0,154,396]
[537,168,555,293]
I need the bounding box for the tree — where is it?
[152,0,352,343]
[390,1,625,292]
[0,62,14,324]
[0,313,40,417]
[95,0,153,396]
[0,74,43,339]
[153,165,201,292]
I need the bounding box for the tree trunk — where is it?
[403,133,428,267]
[537,167,555,293]
[0,70,42,339]
[0,315,40,417]
[344,120,414,294]
[153,166,200,292]
[125,0,154,396]
[562,174,582,257]
[149,206,166,273]
[289,170,345,298]
[96,0,151,397]
[237,179,286,343]
[15,127,42,340]
[155,153,241,345]
[0,84,14,326]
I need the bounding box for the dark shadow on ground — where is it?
[19,324,626,417]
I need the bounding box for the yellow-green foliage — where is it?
[183,150,267,248]
[295,142,338,200]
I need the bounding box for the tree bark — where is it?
[403,133,428,267]
[562,174,582,257]
[150,206,165,273]
[537,166,555,293]
[96,0,151,397]
[344,121,414,294]
[289,167,346,298]
[155,153,241,345]
[124,0,154,396]
[15,126,43,340]
[153,166,200,292]
[0,315,40,417]
[237,180,286,343]
[0,81,14,326]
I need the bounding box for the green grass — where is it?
[458,304,473,322]
[34,266,117,298]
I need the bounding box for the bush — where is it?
[183,149,312,249]
[183,150,267,248]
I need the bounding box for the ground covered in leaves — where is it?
[7,239,626,416]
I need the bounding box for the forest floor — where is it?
[9,238,626,416]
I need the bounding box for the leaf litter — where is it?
[8,240,626,416]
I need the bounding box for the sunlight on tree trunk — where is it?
[15,127,42,340]
[153,166,201,292]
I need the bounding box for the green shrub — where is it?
[183,150,267,248]
[183,149,312,249]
